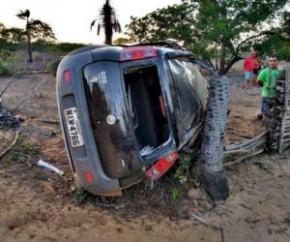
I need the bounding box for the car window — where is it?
[168,59,207,132]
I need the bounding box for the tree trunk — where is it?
[192,75,230,202]
[104,2,113,45]
[27,31,33,63]
[219,56,243,75]
[219,44,226,73]
[105,31,112,45]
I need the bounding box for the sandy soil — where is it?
[0,74,290,242]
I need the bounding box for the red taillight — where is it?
[120,47,157,61]
[84,171,93,183]
[63,70,71,83]
[145,151,178,180]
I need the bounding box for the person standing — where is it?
[243,51,257,89]
[257,55,280,119]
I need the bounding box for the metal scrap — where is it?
[37,159,64,176]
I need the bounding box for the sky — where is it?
[0,0,181,44]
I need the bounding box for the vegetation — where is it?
[90,0,122,45]
[126,0,290,74]
[170,187,180,202]
[0,49,13,75]
[254,10,290,60]
[74,187,88,204]
[16,9,56,63]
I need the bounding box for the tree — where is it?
[126,0,289,74]
[90,0,122,45]
[125,2,195,44]
[16,9,55,63]
[1,27,25,43]
[0,23,4,34]
[113,37,131,45]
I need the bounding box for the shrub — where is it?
[0,59,13,75]
[0,49,14,75]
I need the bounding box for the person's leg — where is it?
[248,71,253,89]
[252,72,257,87]
[262,97,268,118]
[257,96,266,119]
[243,71,251,89]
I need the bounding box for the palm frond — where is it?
[25,9,30,18]
[115,20,122,33]
[90,20,96,31]
[16,9,30,20]
[97,23,101,35]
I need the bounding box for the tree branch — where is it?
[219,55,243,75]
[235,30,277,55]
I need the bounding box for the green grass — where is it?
[20,142,41,155]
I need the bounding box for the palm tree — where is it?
[17,9,55,63]
[17,9,33,63]
[90,0,122,45]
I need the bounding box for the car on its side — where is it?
[56,42,208,196]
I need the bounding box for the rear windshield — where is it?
[168,59,208,131]
[168,59,208,106]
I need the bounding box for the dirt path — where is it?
[1,74,290,242]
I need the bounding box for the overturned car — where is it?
[56,42,208,196]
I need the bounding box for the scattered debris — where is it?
[37,159,64,176]
[190,213,225,242]
[0,108,20,129]
[139,145,154,156]
[224,131,268,155]
[36,119,59,124]
[224,149,264,167]
[191,213,208,225]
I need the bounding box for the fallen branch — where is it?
[225,131,268,152]
[190,213,225,242]
[224,149,251,155]
[36,119,60,124]
[0,129,20,159]
[224,149,264,167]
[191,213,208,225]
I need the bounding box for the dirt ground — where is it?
[1,73,290,242]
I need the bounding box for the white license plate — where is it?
[64,107,84,147]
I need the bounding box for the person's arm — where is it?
[257,69,266,87]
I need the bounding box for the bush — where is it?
[0,49,14,75]
[0,59,13,75]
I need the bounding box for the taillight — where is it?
[119,47,157,61]
[63,70,71,83]
[84,171,93,183]
[145,151,178,180]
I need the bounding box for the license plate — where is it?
[64,107,84,147]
